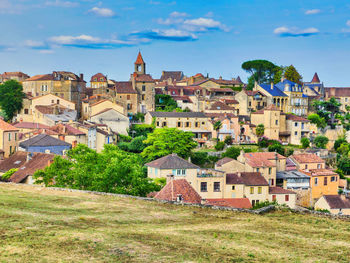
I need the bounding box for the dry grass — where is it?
[0,184,350,263]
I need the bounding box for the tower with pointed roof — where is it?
[134,51,146,75]
[311,72,320,83]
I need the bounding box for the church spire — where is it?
[134,51,146,74]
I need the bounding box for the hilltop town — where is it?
[0,52,350,215]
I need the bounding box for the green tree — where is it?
[256,124,265,137]
[241,60,278,84]
[213,121,223,141]
[273,66,286,84]
[312,98,341,128]
[283,65,303,84]
[338,157,350,175]
[1,168,18,181]
[0,80,25,121]
[307,114,327,129]
[34,144,160,197]
[155,94,183,112]
[224,136,233,145]
[334,137,347,151]
[141,128,197,162]
[300,137,310,149]
[222,146,241,160]
[337,143,350,156]
[268,143,285,156]
[314,135,329,149]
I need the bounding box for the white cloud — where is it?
[49,35,100,45]
[24,40,45,48]
[305,9,321,15]
[0,0,22,14]
[170,11,188,17]
[45,0,78,8]
[183,18,228,32]
[274,26,319,37]
[39,50,54,54]
[342,20,350,33]
[89,7,116,17]
[347,20,350,27]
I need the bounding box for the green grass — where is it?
[1,184,350,262]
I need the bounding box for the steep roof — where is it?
[135,51,145,64]
[155,179,202,204]
[311,73,320,83]
[148,111,207,118]
[9,153,55,183]
[25,74,54,81]
[269,187,296,195]
[145,153,199,169]
[13,122,50,129]
[322,195,350,209]
[19,134,71,148]
[160,71,184,82]
[291,153,325,164]
[259,84,288,97]
[226,172,269,186]
[209,101,235,111]
[286,114,310,122]
[244,152,286,168]
[206,198,252,209]
[50,123,85,136]
[114,81,137,94]
[91,73,107,82]
[0,151,28,172]
[215,157,234,167]
[0,119,19,131]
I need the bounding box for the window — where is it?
[182,169,186,175]
[127,95,130,100]
[177,122,182,127]
[24,109,29,114]
[57,99,60,104]
[250,187,254,194]
[15,133,17,141]
[294,131,298,136]
[232,185,235,190]
[201,182,207,192]
[9,146,12,154]
[317,164,321,169]
[252,200,256,206]
[214,182,221,192]
[275,120,278,125]
[185,122,190,127]
[258,187,262,194]
[249,102,252,107]
[269,179,274,186]
[142,94,145,100]
[256,168,260,173]
[269,168,272,174]
[314,178,318,185]
[202,122,205,125]
[285,195,289,202]
[8,133,11,141]
[324,177,328,186]
[142,85,146,92]
[272,195,276,201]
[127,104,132,110]
[294,122,298,127]
[156,122,160,126]
[331,176,335,182]
[195,122,200,128]
[162,122,167,127]
[305,164,308,169]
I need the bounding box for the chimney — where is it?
[271,82,274,90]
[26,152,32,162]
[80,73,84,81]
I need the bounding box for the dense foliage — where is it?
[300,137,310,149]
[141,128,197,162]
[313,135,329,149]
[283,65,303,84]
[33,144,160,197]
[312,98,341,128]
[1,168,18,181]
[241,60,279,86]
[307,114,327,129]
[256,124,265,137]
[222,146,241,160]
[155,94,184,112]
[0,80,25,121]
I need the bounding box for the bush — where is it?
[285,148,294,157]
[129,124,154,138]
[224,136,233,145]
[153,177,166,188]
[258,137,269,148]
[222,146,241,160]
[1,168,18,181]
[337,157,350,175]
[301,137,310,149]
[268,143,284,156]
[128,136,147,153]
[314,135,329,149]
[334,138,347,151]
[191,152,209,166]
[117,142,130,152]
[251,201,277,210]
[119,134,132,142]
[215,141,225,151]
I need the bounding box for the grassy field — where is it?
[1,184,350,263]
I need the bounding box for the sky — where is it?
[1,0,350,86]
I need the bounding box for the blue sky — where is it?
[1,0,350,85]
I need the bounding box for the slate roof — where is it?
[244,152,286,168]
[276,170,310,179]
[9,153,55,183]
[259,84,288,97]
[160,71,184,82]
[146,153,199,169]
[206,198,252,209]
[19,134,71,148]
[0,151,28,172]
[215,157,234,167]
[291,153,324,164]
[209,101,235,111]
[0,119,19,131]
[286,114,310,122]
[269,187,296,195]
[155,179,202,204]
[322,195,350,209]
[311,73,320,83]
[114,81,137,94]
[148,111,207,118]
[226,172,269,186]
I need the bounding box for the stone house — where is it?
[235,90,267,116]
[0,119,19,158]
[0,72,30,83]
[255,83,289,113]
[268,187,297,209]
[315,195,350,215]
[19,134,71,155]
[324,87,350,113]
[89,108,129,135]
[82,96,125,120]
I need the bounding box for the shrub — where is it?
[1,168,18,181]
[314,135,329,149]
[334,137,347,151]
[251,201,277,210]
[285,148,294,157]
[258,136,269,148]
[119,134,132,142]
[117,142,130,152]
[153,177,166,188]
[215,141,225,151]
[224,136,233,145]
[300,137,310,149]
[191,152,208,166]
[222,146,241,160]
[268,143,284,156]
[128,136,147,153]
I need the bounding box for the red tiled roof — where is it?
[209,101,235,111]
[221,99,239,104]
[50,123,85,136]
[172,96,192,103]
[9,153,55,183]
[244,152,286,168]
[226,172,269,186]
[135,51,145,64]
[215,157,234,167]
[205,113,237,118]
[115,81,137,94]
[0,119,19,131]
[2,72,29,78]
[35,104,73,114]
[322,195,350,209]
[0,152,28,172]
[155,179,202,204]
[134,74,154,82]
[305,169,338,176]
[291,153,325,164]
[325,87,350,97]
[90,73,107,82]
[311,72,320,83]
[269,187,296,195]
[286,114,310,122]
[25,74,54,81]
[13,122,50,129]
[206,198,252,209]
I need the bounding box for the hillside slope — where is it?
[0,184,349,263]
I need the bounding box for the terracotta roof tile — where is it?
[322,195,350,209]
[146,153,199,169]
[13,122,50,129]
[269,187,296,194]
[286,114,310,122]
[215,157,234,167]
[135,51,145,64]
[226,172,269,186]
[115,81,137,94]
[311,73,320,83]
[206,198,252,209]
[0,152,28,172]
[291,153,325,164]
[155,179,202,204]
[25,74,54,81]
[0,119,19,131]
[160,71,183,82]
[209,101,235,111]
[244,152,285,168]
[90,73,107,82]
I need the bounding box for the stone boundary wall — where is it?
[1,182,349,219]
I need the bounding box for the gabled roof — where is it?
[322,195,350,209]
[226,172,269,186]
[160,71,184,82]
[13,122,50,129]
[209,101,235,111]
[114,81,137,94]
[0,151,28,172]
[311,73,320,83]
[244,152,286,168]
[291,153,324,164]
[25,74,54,81]
[259,84,288,97]
[269,187,296,195]
[19,134,71,148]
[135,51,145,64]
[0,119,19,131]
[91,73,107,82]
[133,73,154,82]
[9,153,55,183]
[155,179,202,204]
[206,198,252,209]
[148,111,207,118]
[146,153,199,169]
[215,157,234,167]
[325,87,350,97]
[286,114,310,122]
[50,123,85,136]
